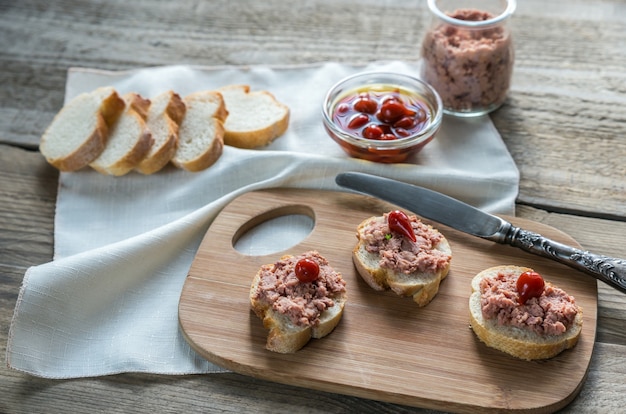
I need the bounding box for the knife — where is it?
[336,171,626,294]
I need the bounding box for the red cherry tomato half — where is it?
[387,210,417,242]
[353,97,378,114]
[394,128,411,138]
[380,94,400,105]
[347,113,370,130]
[393,116,416,130]
[294,258,320,283]
[380,133,397,141]
[363,124,384,139]
[377,101,406,124]
[516,271,545,304]
[331,88,431,142]
[336,103,350,114]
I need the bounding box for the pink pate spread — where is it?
[421,9,514,112]
[479,270,579,336]
[251,251,346,328]
[360,212,451,274]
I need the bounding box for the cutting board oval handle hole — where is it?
[232,205,316,256]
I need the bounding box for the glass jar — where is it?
[420,0,516,117]
[322,72,442,163]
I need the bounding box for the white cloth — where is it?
[6,62,519,378]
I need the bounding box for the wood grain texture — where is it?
[180,189,597,413]
[0,145,57,268]
[1,0,625,412]
[0,157,624,413]
[1,0,625,219]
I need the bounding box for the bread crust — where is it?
[172,91,227,172]
[40,84,289,174]
[163,91,187,125]
[137,91,186,175]
[219,84,290,149]
[250,253,347,353]
[39,87,125,172]
[99,88,127,127]
[124,92,151,121]
[48,117,109,172]
[136,116,179,175]
[352,214,452,307]
[90,95,154,176]
[173,120,224,172]
[90,124,153,176]
[469,265,583,360]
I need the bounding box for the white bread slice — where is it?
[39,87,125,171]
[89,93,154,176]
[469,265,583,361]
[250,253,347,353]
[218,84,289,149]
[172,91,227,172]
[353,215,452,307]
[136,91,186,174]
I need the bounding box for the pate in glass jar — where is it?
[420,0,516,117]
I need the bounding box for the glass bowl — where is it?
[322,72,443,163]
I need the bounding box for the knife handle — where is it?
[505,226,626,294]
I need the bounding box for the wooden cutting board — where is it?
[178,189,597,413]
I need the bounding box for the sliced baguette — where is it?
[218,84,289,149]
[136,91,186,174]
[172,91,227,172]
[250,252,347,353]
[39,87,125,171]
[469,265,583,361]
[89,93,154,176]
[353,214,452,307]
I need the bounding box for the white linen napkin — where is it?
[6,61,519,378]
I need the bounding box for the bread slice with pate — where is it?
[249,251,347,353]
[218,84,290,149]
[136,90,186,174]
[469,265,583,360]
[90,93,154,176]
[352,212,452,307]
[39,87,125,171]
[172,91,228,172]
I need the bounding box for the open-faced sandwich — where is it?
[249,250,347,353]
[353,210,452,306]
[469,265,583,360]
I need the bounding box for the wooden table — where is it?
[1,1,624,412]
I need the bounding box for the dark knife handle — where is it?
[505,226,626,293]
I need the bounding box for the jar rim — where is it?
[427,0,517,28]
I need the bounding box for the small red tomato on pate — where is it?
[295,258,320,283]
[516,270,545,304]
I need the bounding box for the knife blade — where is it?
[336,171,626,294]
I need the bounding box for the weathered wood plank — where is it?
[0,145,57,268]
[1,0,624,219]
[1,0,625,412]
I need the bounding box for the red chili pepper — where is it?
[387,210,416,242]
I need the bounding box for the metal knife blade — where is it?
[336,171,626,294]
[336,171,508,240]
